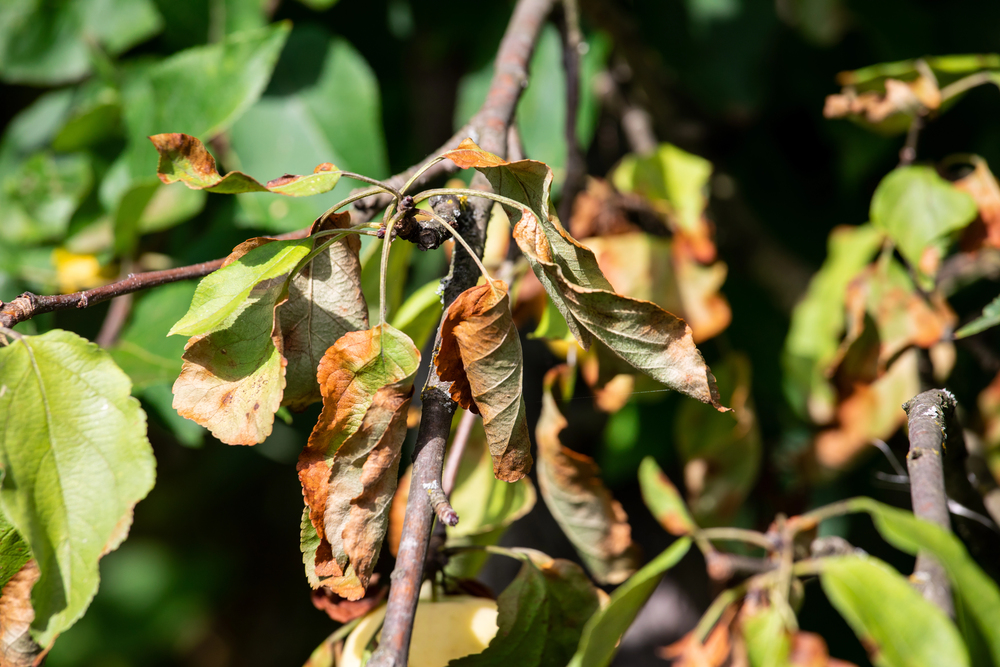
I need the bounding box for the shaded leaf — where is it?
[870,166,977,287]
[298,324,419,600]
[450,555,600,667]
[820,555,968,667]
[0,560,44,666]
[536,366,639,584]
[0,329,155,645]
[170,236,312,337]
[567,537,692,667]
[360,238,413,325]
[638,457,697,536]
[281,212,368,410]
[151,133,343,196]
[955,294,1000,338]
[435,281,532,481]
[391,278,444,352]
[0,152,93,245]
[442,140,725,411]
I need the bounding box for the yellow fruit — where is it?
[340,596,498,667]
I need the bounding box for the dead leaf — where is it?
[311,573,388,623]
[435,281,532,482]
[535,366,640,585]
[0,561,45,667]
[824,76,940,124]
[568,178,663,239]
[172,239,288,445]
[954,157,1000,250]
[298,324,419,600]
[789,631,858,667]
[660,611,734,667]
[281,212,369,410]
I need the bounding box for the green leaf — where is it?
[110,282,197,390]
[955,294,1000,338]
[169,237,312,337]
[0,151,93,245]
[638,457,697,535]
[870,166,977,287]
[0,508,30,592]
[231,29,389,231]
[820,555,969,667]
[150,133,343,195]
[141,382,204,448]
[741,605,791,667]
[833,497,1000,665]
[0,0,162,85]
[391,278,444,352]
[0,329,155,645]
[567,537,692,667]
[450,556,600,667]
[361,238,413,325]
[782,223,884,420]
[442,141,726,411]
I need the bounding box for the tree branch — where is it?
[368,1,555,664]
[903,389,956,617]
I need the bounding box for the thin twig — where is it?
[443,410,478,496]
[903,389,956,617]
[556,0,587,224]
[899,114,924,166]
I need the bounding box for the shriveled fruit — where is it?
[340,596,498,667]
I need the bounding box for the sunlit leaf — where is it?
[567,537,692,667]
[435,281,532,481]
[442,140,726,411]
[536,366,639,585]
[298,324,419,600]
[638,457,697,536]
[0,329,155,645]
[450,555,600,667]
[955,294,1000,338]
[281,212,368,410]
[820,555,969,667]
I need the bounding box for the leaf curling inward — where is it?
[536,366,640,585]
[441,139,727,413]
[149,133,343,196]
[280,211,368,410]
[171,238,292,445]
[298,324,419,599]
[435,280,532,482]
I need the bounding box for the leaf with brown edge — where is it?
[150,133,343,196]
[435,281,532,482]
[0,561,45,667]
[441,140,726,412]
[536,366,640,585]
[280,211,368,411]
[171,238,290,445]
[298,324,419,600]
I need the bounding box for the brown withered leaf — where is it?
[789,632,859,667]
[660,608,735,667]
[298,324,419,600]
[281,211,368,410]
[310,573,387,623]
[536,366,640,585]
[568,178,665,239]
[0,561,45,667]
[172,239,288,445]
[824,76,940,124]
[954,157,1000,250]
[435,281,532,482]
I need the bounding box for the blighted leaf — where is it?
[820,555,968,667]
[170,237,312,337]
[815,348,920,469]
[567,537,692,667]
[870,166,977,287]
[299,324,419,599]
[536,366,639,585]
[661,611,734,667]
[151,133,343,196]
[0,330,155,645]
[450,555,600,667]
[824,76,940,126]
[955,294,1000,338]
[172,240,293,445]
[0,560,44,666]
[281,212,368,410]
[442,140,726,411]
[638,457,697,536]
[953,157,1000,250]
[435,281,532,481]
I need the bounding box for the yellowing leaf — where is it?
[280,212,368,410]
[442,140,726,412]
[536,366,639,585]
[171,239,290,445]
[150,133,343,196]
[298,324,419,600]
[52,249,112,294]
[435,281,532,482]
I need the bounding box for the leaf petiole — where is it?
[400,156,446,196]
[411,188,531,219]
[420,209,497,294]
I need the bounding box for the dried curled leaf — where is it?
[442,140,726,412]
[954,156,1000,251]
[435,281,532,482]
[536,366,639,585]
[172,239,291,445]
[298,324,420,600]
[0,561,45,666]
[150,133,342,196]
[281,212,368,410]
[824,76,941,124]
